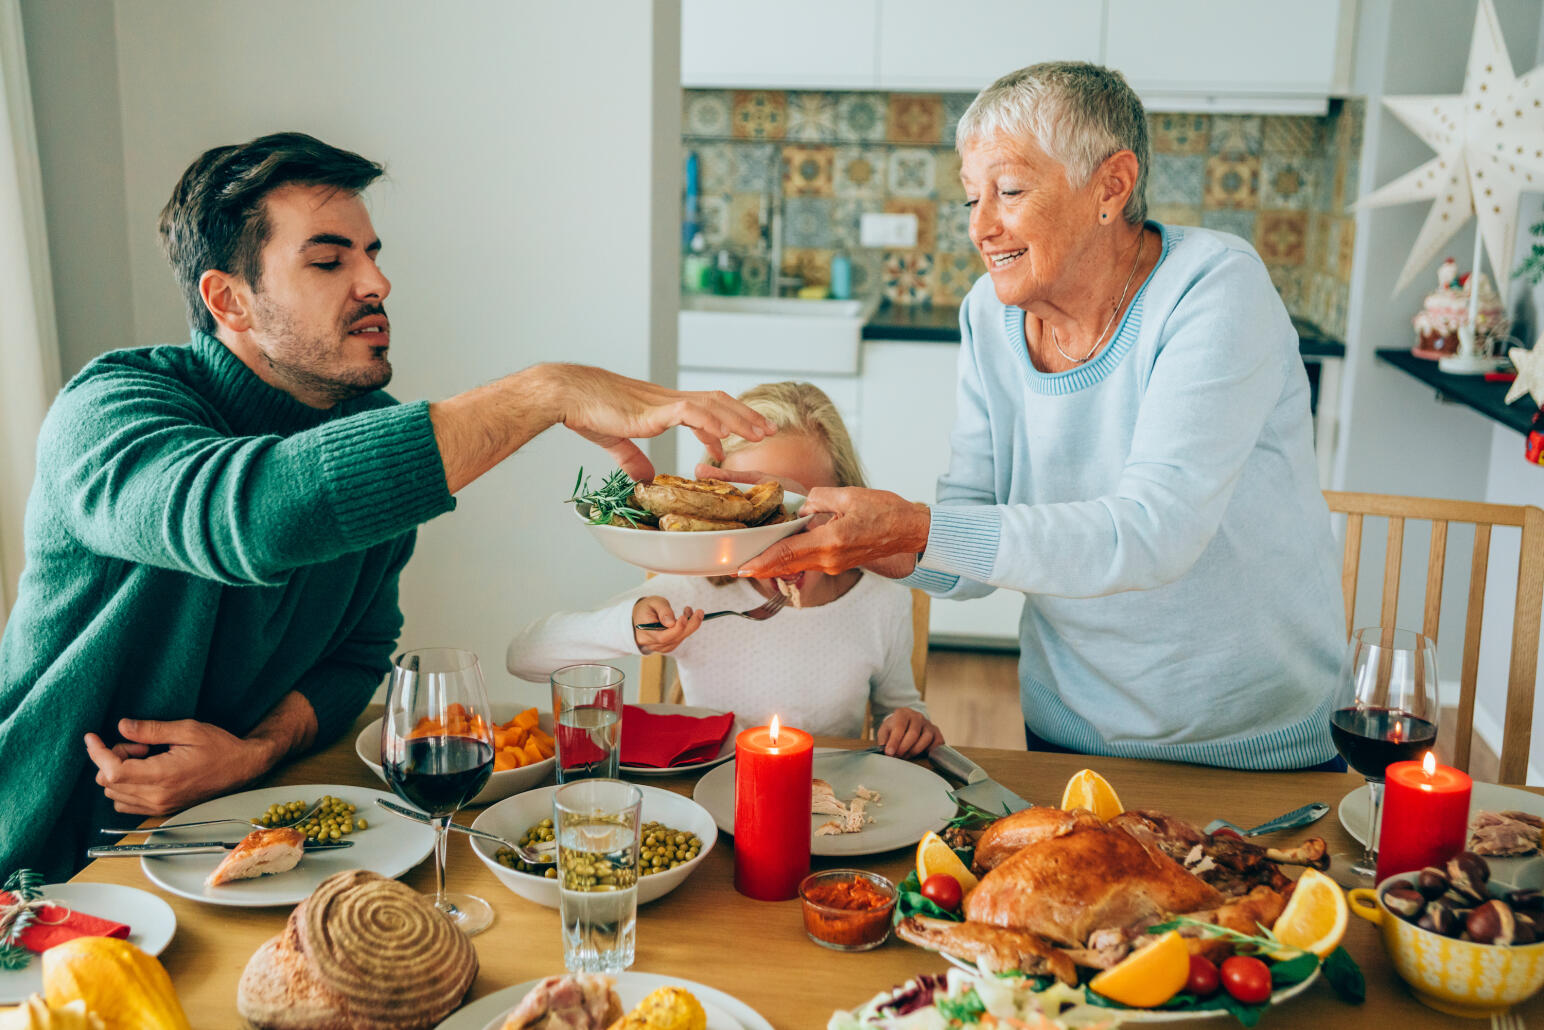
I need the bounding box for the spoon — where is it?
[373,798,553,864]
[1203,802,1330,838]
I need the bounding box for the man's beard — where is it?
[250,297,392,405]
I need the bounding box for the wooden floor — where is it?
[924,647,1502,780]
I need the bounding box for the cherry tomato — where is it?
[920,873,963,911]
[1186,955,1220,998]
[1220,955,1272,1005]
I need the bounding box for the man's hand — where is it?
[553,366,774,482]
[694,463,810,498]
[431,364,776,494]
[83,692,317,815]
[736,487,930,579]
[85,718,279,815]
[876,708,944,758]
[632,596,704,655]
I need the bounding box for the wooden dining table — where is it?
[67,707,1544,1028]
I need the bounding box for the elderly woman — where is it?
[731,62,1345,770]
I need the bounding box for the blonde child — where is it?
[507,381,942,757]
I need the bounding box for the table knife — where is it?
[85,838,355,858]
[929,745,1032,814]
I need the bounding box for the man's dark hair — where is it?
[158,132,384,335]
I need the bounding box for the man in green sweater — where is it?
[0,132,772,879]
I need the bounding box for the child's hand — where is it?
[632,596,704,654]
[876,708,944,758]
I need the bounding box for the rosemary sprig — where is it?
[1145,914,1302,957]
[0,868,44,970]
[567,468,649,527]
[947,799,1010,830]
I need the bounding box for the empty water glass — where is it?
[555,779,642,973]
[551,664,624,782]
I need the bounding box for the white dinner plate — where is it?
[692,748,957,856]
[0,883,176,1003]
[620,704,736,777]
[139,783,436,907]
[936,955,1318,1022]
[433,970,773,1030]
[1339,780,1544,887]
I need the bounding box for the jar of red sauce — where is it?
[798,869,897,951]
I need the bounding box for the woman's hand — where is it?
[876,708,944,758]
[736,487,930,579]
[632,596,704,655]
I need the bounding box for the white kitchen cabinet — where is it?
[1105,0,1348,106]
[858,341,1022,646]
[877,0,1102,91]
[683,0,1354,113]
[681,0,879,89]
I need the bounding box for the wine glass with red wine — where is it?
[382,647,496,935]
[1330,627,1440,881]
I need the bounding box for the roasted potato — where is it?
[632,475,754,523]
[658,513,746,532]
[743,480,784,524]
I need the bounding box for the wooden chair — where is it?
[1325,491,1544,782]
[637,588,933,733]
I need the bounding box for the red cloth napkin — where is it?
[0,891,130,953]
[620,704,735,768]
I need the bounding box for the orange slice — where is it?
[1059,769,1123,821]
[1270,868,1348,957]
[1088,929,1190,1008]
[915,830,979,896]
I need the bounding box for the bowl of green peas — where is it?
[468,783,717,909]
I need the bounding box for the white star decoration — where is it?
[1506,342,1544,407]
[1356,0,1544,305]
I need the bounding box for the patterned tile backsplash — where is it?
[683,90,1362,340]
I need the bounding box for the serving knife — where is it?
[929,745,1032,814]
[85,838,355,858]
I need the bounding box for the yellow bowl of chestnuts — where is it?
[1350,852,1544,1017]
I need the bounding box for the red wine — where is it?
[384,736,493,816]
[1330,707,1437,779]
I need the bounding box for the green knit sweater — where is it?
[0,333,454,879]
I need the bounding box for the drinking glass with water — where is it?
[551,664,624,782]
[554,779,642,973]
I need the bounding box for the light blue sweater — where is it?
[903,223,1343,769]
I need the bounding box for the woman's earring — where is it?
[1101,212,1108,220]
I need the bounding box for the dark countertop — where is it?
[1377,348,1536,435]
[862,301,1348,360]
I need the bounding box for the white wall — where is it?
[24,1,682,710]
[1338,0,1543,778]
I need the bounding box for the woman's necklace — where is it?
[1049,231,1145,366]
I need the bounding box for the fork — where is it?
[98,798,324,836]
[634,593,787,631]
[1492,1011,1525,1030]
[374,798,552,865]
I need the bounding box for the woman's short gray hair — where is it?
[956,61,1149,225]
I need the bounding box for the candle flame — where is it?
[770,715,781,743]
[1423,750,1436,776]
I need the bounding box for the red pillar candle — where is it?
[733,716,813,900]
[1376,751,1473,882]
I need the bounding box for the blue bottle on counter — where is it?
[829,252,853,300]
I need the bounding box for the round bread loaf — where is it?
[237,870,478,1030]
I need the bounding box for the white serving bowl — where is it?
[469,783,717,909]
[575,493,811,576]
[355,702,556,807]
